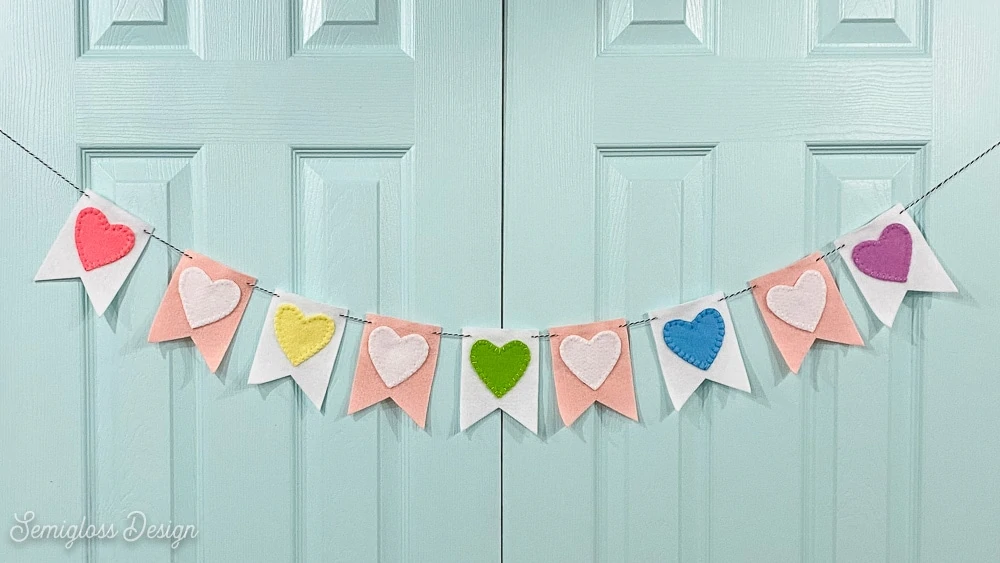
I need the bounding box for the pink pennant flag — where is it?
[148,252,255,373]
[347,314,441,429]
[548,319,638,426]
[750,253,863,373]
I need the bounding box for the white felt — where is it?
[177,266,241,329]
[559,330,622,390]
[247,292,348,410]
[835,203,957,327]
[368,325,429,388]
[766,269,827,332]
[35,190,152,316]
[649,293,751,410]
[460,328,539,434]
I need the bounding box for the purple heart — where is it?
[851,222,912,283]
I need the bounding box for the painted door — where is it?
[503,1,1000,562]
[1,2,500,562]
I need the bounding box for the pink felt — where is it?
[549,319,638,426]
[347,314,441,429]
[751,253,863,374]
[147,252,256,373]
[74,207,136,271]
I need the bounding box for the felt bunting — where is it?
[549,319,638,426]
[648,293,751,410]
[835,204,957,327]
[751,254,863,373]
[147,252,255,373]
[247,292,348,410]
[347,314,441,428]
[460,328,539,433]
[35,190,152,316]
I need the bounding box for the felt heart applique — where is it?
[274,303,335,367]
[663,308,725,370]
[851,222,912,283]
[368,326,429,388]
[559,330,622,390]
[177,267,242,329]
[470,339,531,398]
[74,207,136,271]
[766,269,827,332]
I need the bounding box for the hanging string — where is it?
[2,128,998,328]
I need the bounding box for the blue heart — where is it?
[663,308,725,370]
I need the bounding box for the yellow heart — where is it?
[273,304,335,367]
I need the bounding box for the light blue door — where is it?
[1,2,501,562]
[503,1,1000,562]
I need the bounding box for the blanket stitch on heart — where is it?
[470,339,531,398]
[178,266,242,329]
[765,269,827,332]
[851,222,912,283]
[74,207,136,271]
[274,303,335,367]
[558,330,622,390]
[663,308,725,370]
[368,325,430,388]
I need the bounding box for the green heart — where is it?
[470,339,531,398]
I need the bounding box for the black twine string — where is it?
[901,139,1000,213]
[432,331,471,338]
[815,244,846,262]
[143,230,193,259]
[247,282,279,298]
[3,128,998,325]
[0,127,88,198]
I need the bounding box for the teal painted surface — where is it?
[503,1,1000,562]
[1,2,501,562]
[3,1,1000,562]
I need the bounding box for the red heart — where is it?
[74,207,136,271]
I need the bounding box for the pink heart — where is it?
[74,207,136,272]
[851,223,912,283]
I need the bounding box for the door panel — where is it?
[1,2,501,562]
[503,1,999,562]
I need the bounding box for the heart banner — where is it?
[35,191,152,316]
[460,328,540,433]
[751,254,863,373]
[648,293,751,410]
[347,314,441,428]
[548,319,638,426]
[247,292,348,410]
[147,253,255,373]
[835,204,957,326]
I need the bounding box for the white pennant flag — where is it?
[648,293,751,410]
[460,328,539,433]
[835,204,956,327]
[248,292,349,410]
[35,190,152,316]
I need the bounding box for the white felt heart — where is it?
[766,269,827,332]
[178,267,241,329]
[559,330,622,390]
[368,326,429,388]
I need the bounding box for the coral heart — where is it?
[663,308,725,370]
[851,222,912,283]
[470,339,531,398]
[274,304,335,367]
[559,330,622,390]
[368,326,429,388]
[766,270,827,332]
[74,207,136,271]
[177,267,241,329]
